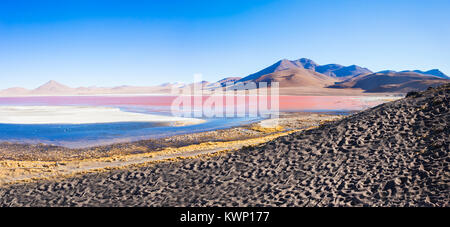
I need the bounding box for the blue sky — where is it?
[0,0,449,89]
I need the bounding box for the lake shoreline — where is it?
[0,112,343,185]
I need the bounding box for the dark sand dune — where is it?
[0,84,448,207]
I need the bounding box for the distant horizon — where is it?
[1,56,448,90]
[1,0,449,89]
[1,57,447,90]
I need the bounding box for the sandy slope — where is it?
[0,84,448,207]
[253,68,339,88]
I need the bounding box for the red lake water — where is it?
[0,95,390,112]
[0,95,394,148]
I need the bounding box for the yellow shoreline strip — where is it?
[0,128,309,186]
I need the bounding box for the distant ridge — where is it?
[403,69,448,79]
[0,87,29,96]
[297,58,318,70]
[217,77,242,86]
[235,58,448,92]
[316,64,372,78]
[377,69,448,79]
[0,80,171,96]
[329,71,449,92]
[32,80,74,94]
[0,58,448,96]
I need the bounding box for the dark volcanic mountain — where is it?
[238,58,371,83]
[405,69,448,79]
[377,69,448,79]
[296,58,318,70]
[316,64,372,78]
[329,71,449,93]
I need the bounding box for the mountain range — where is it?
[235,58,448,93]
[329,71,448,93]
[238,58,373,83]
[1,58,448,96]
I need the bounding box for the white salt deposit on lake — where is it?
[0,106,205,125]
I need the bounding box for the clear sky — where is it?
[0,0,449,89]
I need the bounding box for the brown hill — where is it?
[329,72,449,92]
[238,59,320,83]
[237,59,340,88]
[253,67,339,88]
[0,87,30,96]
